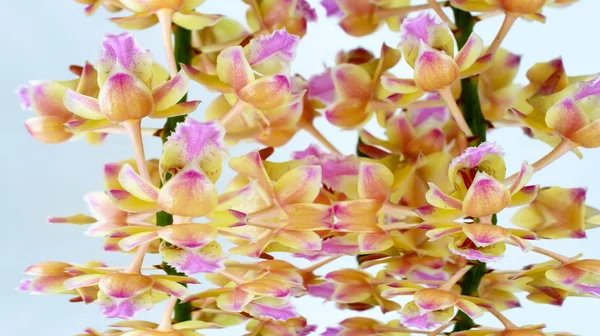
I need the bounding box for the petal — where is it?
[357,162,393,202]
[332,283,372,303]
[274,165,322,205]
[244,28,299,75]
[571,120,600,148]
[63,274,104,290]
[380,76,420,94]
[158,223,218,249]
[237,279,291,298]
[118,164,159,202]
[274,230,322,251]
[98,291,153,319]
[462,223,510,247]
[358,232,394,252]
[401,305,454,329]
[509,161,534,195]
[462,172,510,217]
[244,297,298,321]
[152,70,190,111]
[110,12,159,30]
[456,299,484,319]
[546,266,586,287]
[106,190,159,213]
[161,118,227,182]
[149,100,200,119]
[238,75,291,110]
[26,80,72,118]
[308,71,336,105]
[181,64,232,93]
[414,205,463,221]
[425,226,463,241]
[338,15,380,37]
[161,241,226,274]
[157,168,218,217]
[24,261,71,276]
[48,213,96,225]
[414,288,459,313]
[172,10,222,30]
[449,240,506,262]
[546,98,589,138]
[217,288,253,312]
[325,99,370,129]
[454,33,484,71]
[24,116,72,144]
[118,231,159,251]
[26,275,71,294]
[63,89,103,120]
[98,32,153,84]
[152,278,189,299]
[425,183,463,210]
[333,199,380,225]
[508,235,533,253]
[64,119,114,134]
[449,141,506,182]
[332,64,371,101]
[216,46,255,92]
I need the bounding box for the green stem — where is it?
[451,7,492,332]
[156,25,193,323]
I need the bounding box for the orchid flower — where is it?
[416,141,538,220]
[65,269,197,319]
[244,0,316,37]
[425,222,537,262]
[220,151,330,257]
[382,14,492,136]
[310,269,400,313]
[511,187,600,239]
[18,62,102,144]
[324,44,401,129]
[186,268,300,321]
[185,29,299,142]
[75,0,123,16]
[382,267,491,329]
[478,48,523,121]
[321,0,452,37]
[107,118,227,218]
[64,33,196,126]
[333,161,419,253]
[19,261,105,301]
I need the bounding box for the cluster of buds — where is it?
[18,0,596,335]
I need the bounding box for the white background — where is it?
[2,0,600,335]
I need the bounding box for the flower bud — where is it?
[414,42,459,92]
[24,116,73,144]
[499,0,545,14]
[98,73,155,121]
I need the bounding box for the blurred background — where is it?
[2,0,600,335]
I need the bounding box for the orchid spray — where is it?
[18,0,597,335]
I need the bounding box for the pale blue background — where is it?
[2,0,600,335]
